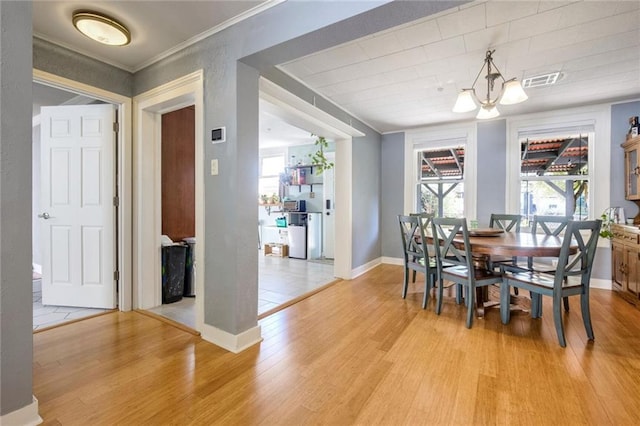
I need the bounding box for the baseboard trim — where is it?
[590,278,612,290]
[351,258,382,279]
[381,256,403,266]
[0,396,42,426]
[200,323,262,353]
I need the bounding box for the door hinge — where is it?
[113,122,119,133]
[114,270,120,281]
[113,196,119,207]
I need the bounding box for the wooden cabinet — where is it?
[611,224,640,307]
[623,136,640,207]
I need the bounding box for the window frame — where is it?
[506,106,610,229]
[405,123,477,218]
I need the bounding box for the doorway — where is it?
[32,70,131,329]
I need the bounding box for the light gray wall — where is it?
[592,100,640,281]
[0,0,34,416]
[33,38,133,97]
[611,101,640,219]
[131,1,462,334]
[381,132,405,259]
[32,124,41,268]
[352,133,383,268]
[476,119,507,226]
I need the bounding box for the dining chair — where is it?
[431,217,503,328]
[500,219,601,347]
[398,214,437,309]
[488,213,525,282]
[529,215,573,311]
[409,212,435,283]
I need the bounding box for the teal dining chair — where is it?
[500,219,601,347]
[431,217,503,328]
[398,214,437,309]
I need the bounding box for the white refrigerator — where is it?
[288,225,306,259]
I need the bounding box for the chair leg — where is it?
[553,295,567,347]
[456,283,463,305]
[530,293,540,319]
[412,270,417,283]
[422,273,431,309]
[580,293,595,341]
[500,282,511,324]
[466,285,475,329]
[436,277,444,315]
[402,268,409,299]
[562,278,570,311]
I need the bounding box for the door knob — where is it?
[38,212,51,219]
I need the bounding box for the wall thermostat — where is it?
[211,127,226,143]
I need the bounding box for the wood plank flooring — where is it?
[33,264,640,425]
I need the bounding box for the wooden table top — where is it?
[457,232,573,257]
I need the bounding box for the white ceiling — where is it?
[33,0,640,137]
[279,0,640,132]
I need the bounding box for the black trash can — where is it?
[182,237,196,297]
[162,244,187,304]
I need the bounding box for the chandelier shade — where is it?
[453,50,528,119]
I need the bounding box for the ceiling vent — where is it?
[522,72,561,88]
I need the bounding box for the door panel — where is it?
[41,104,117,309]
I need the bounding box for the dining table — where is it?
[443,228,577,316]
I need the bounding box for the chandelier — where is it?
[453,49,528,119]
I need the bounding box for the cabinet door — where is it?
[627,247,640,295]
[625,147,640,200]
[611,241,626,290]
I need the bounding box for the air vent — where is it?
[522,72,561,88]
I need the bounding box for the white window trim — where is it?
[506,105,611,227]
[404,123,477,219]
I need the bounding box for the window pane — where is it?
[520,179,588,224]
[418,182,464,218]
[259,177,280,198]
[520,135,588,177]
[261,156,285,177]
[419,147,464,180]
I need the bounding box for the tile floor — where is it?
[33,251,335,331]
[32,279,110,330]
[148,251,335,328]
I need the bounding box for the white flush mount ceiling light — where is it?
[453,49,528,119]
[72,11,131,46]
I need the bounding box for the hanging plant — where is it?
[308,134,334,174]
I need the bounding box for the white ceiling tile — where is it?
[299,62,364,88]
[306,43,370,74]
[559,0,629,27]
[537,1,574,13]
[394,18,442,50]
[463,23,510,52]
[485,1,540,27]
[423,36,466,61]
[436,3,487,40]
[358,32,404,59]
[362,47,428,76]
[508,7,564,41]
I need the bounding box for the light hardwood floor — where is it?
[33,264,640,425]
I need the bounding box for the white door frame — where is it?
[132,70,204,331]
[259,77,362,279]
[33,69,133,311]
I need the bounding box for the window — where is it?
[416,146,465,217]
[259,155,285,199]
[519,129,591,227]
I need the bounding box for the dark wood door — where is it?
[161,106,195,242]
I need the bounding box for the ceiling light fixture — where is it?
[453,49,528,119]
[72,11,131,46]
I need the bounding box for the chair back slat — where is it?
[399,215,433,263]
[490,214,522,232]
[431,217,471,269]
[532,215,571,236]
[410,213,435,256]
[555,219,601,288]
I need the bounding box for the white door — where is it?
[322,152,335,259]
[40,104,117,308]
